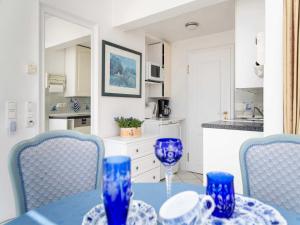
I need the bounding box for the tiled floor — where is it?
[161,170,203,185]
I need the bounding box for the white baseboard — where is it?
[0,218,14,225]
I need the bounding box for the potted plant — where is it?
[114,117,144,138]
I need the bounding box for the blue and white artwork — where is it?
[102,40,142,98]
[109,53,136,89]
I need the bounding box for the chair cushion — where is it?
[19,137,99,210]
[246,142,300,213]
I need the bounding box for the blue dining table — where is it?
[7,183,300,225]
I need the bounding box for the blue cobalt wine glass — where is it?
[206,171,235,218]
[103,156,131,225]
[154,138,183,198]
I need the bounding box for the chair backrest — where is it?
[240,134,300,213]
[9,130,104,215]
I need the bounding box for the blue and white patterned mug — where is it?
[159,191,215,225]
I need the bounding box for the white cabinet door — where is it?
[76,46,91,96]
[49,119,68,130]
[186,47,233,174]
[64,46,91,97]
[163,41,171,98]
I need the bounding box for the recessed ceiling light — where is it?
[185,22,199,30]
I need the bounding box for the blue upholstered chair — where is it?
[9,130,105,215]
[240,134,300,213]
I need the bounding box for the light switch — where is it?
[6,101,17,135]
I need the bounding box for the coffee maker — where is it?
[157,99,171,118]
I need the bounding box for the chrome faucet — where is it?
[253,107,264,118]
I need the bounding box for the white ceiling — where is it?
[141,0,235,43]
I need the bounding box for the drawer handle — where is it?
[136,166,139,171]
[153,160,156,164]
[153,176,156,180]
[136,149,139,153]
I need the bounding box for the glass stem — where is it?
[165,166,173,198]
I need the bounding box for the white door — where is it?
[186,47,233,174]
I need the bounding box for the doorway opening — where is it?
[39,5,99,135]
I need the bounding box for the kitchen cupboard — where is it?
[146,41,171,98]
[104,135,160,183]
[163,41,171,98]
[203,128,263,194]
[235,0,265,88]
[64,45,91,97]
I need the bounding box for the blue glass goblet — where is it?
[154,138,183,198]
[206,171,235,218]
[103,156,131,225]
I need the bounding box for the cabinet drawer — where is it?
[128,139,156,159]
[131,153,159,177]
[132,167,160,183]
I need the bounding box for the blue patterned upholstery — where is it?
[240,135,300,213]
[9,130,104,215]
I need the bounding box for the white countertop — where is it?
[144,117,185,125]
[104,134,159,144]
[49,112,90,119]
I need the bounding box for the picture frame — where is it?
[102,40,142,98]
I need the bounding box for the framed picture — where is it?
[102,40,142,98]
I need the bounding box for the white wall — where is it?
[45,17,90,48]
[40,0,146,138]
[171,30,235,169]
[235,88,263,118]
[0,0,145,222]
[0,0,39,222]
[264,0,283,135]
[113,0,229,30]
[235,0,265,88]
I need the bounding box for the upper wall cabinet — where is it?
[235,0,265,88]
[147,41,171,98]
[163,42,171,98]
[64,45,91,97]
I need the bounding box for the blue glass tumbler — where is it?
[103,156,131,225]
[206,171,235,218]
[154,138,183,198]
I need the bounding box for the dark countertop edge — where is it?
[202,122,264,132]
[49,115,91,119]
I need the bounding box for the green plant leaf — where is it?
[114,117,144,128]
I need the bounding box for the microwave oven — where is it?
[146,62,163,82]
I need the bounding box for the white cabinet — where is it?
[64,45,91,97]
[143,119,182,179]
[104,135,160,183]
[235,0,265,88]
[163,41,171,98]
[49,118,68,130]
[146,41,171,98]
[203,128,263,194]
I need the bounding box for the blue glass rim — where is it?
[156,138,182,143]
[207,171,234,183]
[104,156,131,165]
